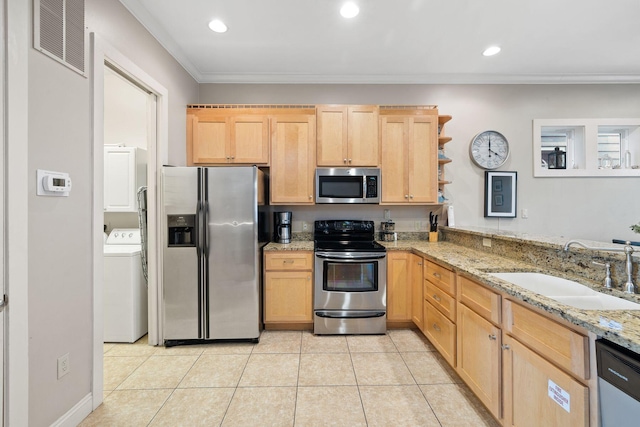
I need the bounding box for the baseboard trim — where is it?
[51,393,93,427]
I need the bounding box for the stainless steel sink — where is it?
[489,272,640,310]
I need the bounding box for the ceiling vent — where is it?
[34,0,87,76]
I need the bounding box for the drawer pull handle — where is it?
[502,344,510,350]
[432,323,441,332]
[433,272,441,279]
[488,334,497,340]
[283,260,295,264]
[432,294,441,302]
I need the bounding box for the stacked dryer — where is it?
[104,228,148,342]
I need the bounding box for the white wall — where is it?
[21,1,198,425]
[104,66,149,149]
[198,84,640,243]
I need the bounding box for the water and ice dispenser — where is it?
[167,215,196,247]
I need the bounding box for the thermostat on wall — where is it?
[37,169,72,197]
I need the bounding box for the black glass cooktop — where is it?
[314,220,385,252]
[314,240,386,252]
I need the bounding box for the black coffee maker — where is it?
[273,211,292,244]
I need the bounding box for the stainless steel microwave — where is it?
[315,168,380,204]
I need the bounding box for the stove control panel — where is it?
[314,220,375,235]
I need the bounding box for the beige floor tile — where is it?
[149,388,235,426]
[103,356,148,391]
[103,343,115,354]
[351,352,415,385]
[253,330,302,353]
[298,353,356,386]
[79,389,172,427]
[202,342,256,355]
[301,332,349,353]
[389,328,436,352]
[222,387,296,427]
[154,345,206,356]
[239,353,300,386]
[360,385,440,427]
[106,340,158,357]
[401,351,459,384]
[346,334,398,353]
[117,355,198,389]
[179,354,249,388]
[420,383,500,427]
[295,386,366,427]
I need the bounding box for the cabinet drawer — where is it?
[424,282,455,322]
[458,276,501,326]
[504,300,589,380]
[424,300,456,367]
[265,252,313,271]
[424,260,455,295]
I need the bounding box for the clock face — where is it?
[469,130,510,170]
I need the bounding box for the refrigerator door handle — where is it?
[203,168,211,339]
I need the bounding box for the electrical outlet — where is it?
[57,353,70,379]
[521,208,528,219]
[302,222,308,231]
[482,238,492,248]
[384,209,391,220]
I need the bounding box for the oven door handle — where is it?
[315,252,387,260]
[315,310,386,319]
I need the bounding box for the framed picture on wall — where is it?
[484,171,517,217]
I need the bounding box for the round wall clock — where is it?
[469,130,510,170]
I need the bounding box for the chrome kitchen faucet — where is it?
[563,240,636,294]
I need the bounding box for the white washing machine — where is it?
[104,228,148,343]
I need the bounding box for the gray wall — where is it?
[199,84,640,242]
[26,1,198,425]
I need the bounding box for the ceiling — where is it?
[119,0,640,84]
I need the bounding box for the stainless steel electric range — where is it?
[313,220,387,335]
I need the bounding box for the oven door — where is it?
[314,251,387,311]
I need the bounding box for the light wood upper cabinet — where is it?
[380,113,438,204]
[187,109,269,165]
[270,114,316,204]
[386,251,412,321]
[316,105,379,166]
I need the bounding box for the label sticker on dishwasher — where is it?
[548,380,570,413]
[599,316,623,331]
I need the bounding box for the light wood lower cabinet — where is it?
[264,252,313,324]
[457,303,502,420]
[502,335,589,427]
[387,251,412,322]
[423,259,456,366]
[410,254,424,330]
[424,300,456,366]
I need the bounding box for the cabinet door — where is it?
[264,271,313,322]
[457,303,502,420]
[386,251,412,321]
[424,300,456,366]
[230,115,270,164]
[270,115,316,204]
[407,116,437,203]
[316,105,348,166]
[190,114,230,164]
[502,335,589,427]
[347,105,379,166]
[380,116,409,203]
[104,148,137,212]
[410,254,424,330]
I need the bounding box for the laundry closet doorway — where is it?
[91,34,168,410]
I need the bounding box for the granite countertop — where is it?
[265,239,640,353]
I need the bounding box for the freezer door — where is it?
[205,167,261,339]
[162,167,201,340]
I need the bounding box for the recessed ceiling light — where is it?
[340,2,360,18]
[483,46,501,56]
[208,19,228,33]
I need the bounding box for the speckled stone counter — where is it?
[265,236,640,353]
[264,241,314,251]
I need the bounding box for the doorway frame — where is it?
[90,33,167,409]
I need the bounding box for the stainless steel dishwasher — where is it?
[596,339,640,426]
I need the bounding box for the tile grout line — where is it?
[219,343,256,426]
[346,336,369,427]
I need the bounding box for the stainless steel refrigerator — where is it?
[161,166,268,346]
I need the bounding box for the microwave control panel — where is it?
[366,176,378,198]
